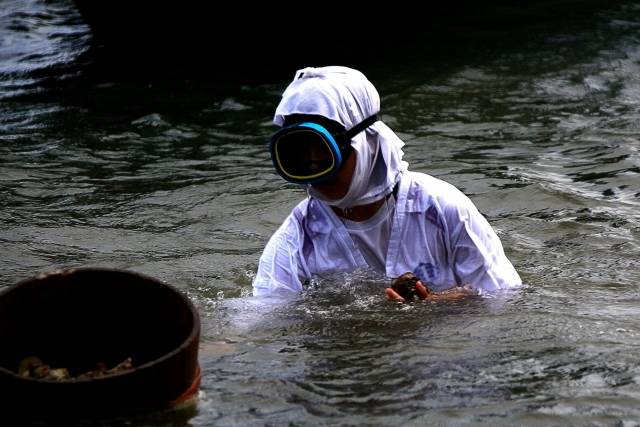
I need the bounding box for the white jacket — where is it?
[253,171,522,297]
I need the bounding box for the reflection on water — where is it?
[2,0,640,426]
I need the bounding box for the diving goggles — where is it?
[269,114,379,185]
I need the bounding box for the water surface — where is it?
[1,1,639,426]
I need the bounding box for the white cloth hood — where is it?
[274,66,408,208]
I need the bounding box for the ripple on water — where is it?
[0,0,90,99]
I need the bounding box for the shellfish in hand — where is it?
[387,272,430,302]
[386,272,478,302]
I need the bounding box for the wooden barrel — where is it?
[0,268,201,420]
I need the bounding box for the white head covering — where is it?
[274,66,408,209]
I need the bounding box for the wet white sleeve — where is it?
[252,215,308,297]
[444,196,521,292]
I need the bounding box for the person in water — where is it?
[252,66,521,301]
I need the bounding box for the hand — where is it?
[386,280,430,302]
[386,272,430,302]
[429,284,478,301]
[386,272,477,302]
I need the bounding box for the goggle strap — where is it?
[343,114,379,141]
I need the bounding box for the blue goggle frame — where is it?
[270,122,347,184]
[269,114,379,185]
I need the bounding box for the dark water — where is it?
[2,1,640,426]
